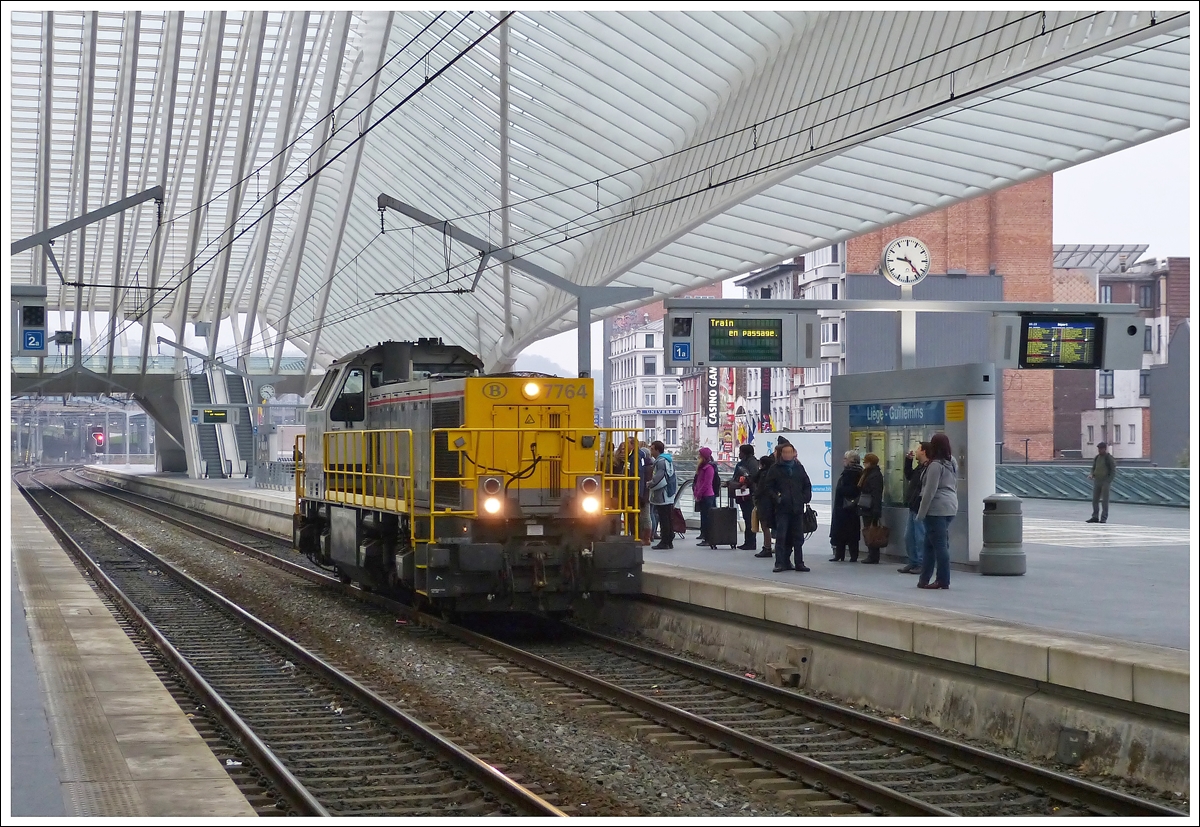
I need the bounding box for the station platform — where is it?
[84,465,1191,718]
[8,481,256,817]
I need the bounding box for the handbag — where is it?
[750,507,759,533]
[856,492,873,511]
[863,522,891,548]
[801,504,818,535]
[842,496,858,510]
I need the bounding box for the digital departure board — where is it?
[202,409,229,424]
[708,317,784,362]
[1018,316,1104,369]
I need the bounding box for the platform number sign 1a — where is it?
[671,342,690,362]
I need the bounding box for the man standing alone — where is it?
[1087,441,1117,524]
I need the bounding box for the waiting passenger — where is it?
[1087,441,1117,524]
[898,443,930,574]
[730,444,760,551]
[857,454,885,564]
[752,449,777,559]
[762,442,812,573]
[692,447,718,546]
[917,433,958,590]
[648,441,676,550]
[829,450,863,562]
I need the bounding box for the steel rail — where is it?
[563,624,1186,818]
[22,471,565,818]
[65,469,1186,817]
[17,472,327,817]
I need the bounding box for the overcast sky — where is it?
[519,129,1194,377]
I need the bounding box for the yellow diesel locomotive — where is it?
[293,339,643,614]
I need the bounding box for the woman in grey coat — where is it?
[857,454,884,564]
[917,433,959,589]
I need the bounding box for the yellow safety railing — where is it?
[429,427,642,540]
[293,433,306,514]
[321,429,415,520]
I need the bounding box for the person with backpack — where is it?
[648,441,677,549]
[730,444,760,551]
[621,437,654,545]
[762,442,812,573]
[693,447,719,546]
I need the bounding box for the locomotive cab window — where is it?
[331,367,366,423]
[370,363,384,388]
[313,369,340,408]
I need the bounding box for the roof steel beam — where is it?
[71,12,99,368]
[140,12,184,375]
[302,11,395,379]
[33,11,53,374]
[9,186,166,258]
[236,11,309,360]
[106,12,141,375]
[269,11,353,374]
[172,12,227,346]
[205,12,267,359]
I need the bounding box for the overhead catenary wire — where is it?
[253,28,1190,357]
[85,12,511,361]
[81,13,1186,364]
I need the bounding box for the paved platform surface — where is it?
[9,481,256,817]
[91,465,1191,651]
[649,497,1192,651]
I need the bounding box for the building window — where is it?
[645,333,655,349]
[1156,324,1162,354]
[1140,370,1150,397]
[644,389,656,407]
[831,243,839,264]
[642,356,656,375]
[664,390,678,407]
[1114,424,1122,444]
[1098,370,1114,398]
[1138,284,1154,308]
[761,286,772,299]
[831,283,838,300]
[643,418,657,444]
[664,418,678,446]
[1144,326,1154,352]
[1087,425,1094,445]
[1099,284,1112,303]
[1129,424,1136,444]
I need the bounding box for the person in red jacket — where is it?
[693,446,718,545]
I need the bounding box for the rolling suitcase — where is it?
[706,491,740,549]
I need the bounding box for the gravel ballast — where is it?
[70,487,814,817]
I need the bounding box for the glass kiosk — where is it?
[832,363,996,567]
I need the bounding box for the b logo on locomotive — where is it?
[483,382,508,399]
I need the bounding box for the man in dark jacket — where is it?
[898,443,929,573]
[1087,442,1117,523]
[762,443,812,573]
[731,444,760,551]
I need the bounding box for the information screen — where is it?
[202,409,228,424]
[708,317,784,362]
[1019,316,1103,369]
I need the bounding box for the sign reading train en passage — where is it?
[708,317,784,362]
[665,308,820,369]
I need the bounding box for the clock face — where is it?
[882,237,931,286]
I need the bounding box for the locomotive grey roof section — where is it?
[8,11,1191,375]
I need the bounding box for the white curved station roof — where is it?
[9,11,1191,371]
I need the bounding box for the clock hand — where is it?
[898,256,920,276]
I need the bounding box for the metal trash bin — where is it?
[980,493,1025,575]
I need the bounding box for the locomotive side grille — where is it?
[548,413,562,499]
[432,400,462,508]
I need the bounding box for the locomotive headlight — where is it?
[579,476,600,495]
[581,495,601,514]
[483,496,503,515]
[522,381,540,399]
[481,477,503,495]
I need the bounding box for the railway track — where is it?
[62,469,1186,817]
[18,471,563,818]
